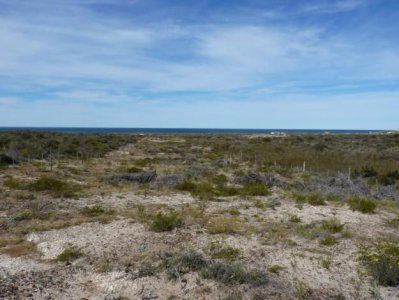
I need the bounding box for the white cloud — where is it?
[300,0,365,14]
[0,0,398,131]
[0,0,395,95]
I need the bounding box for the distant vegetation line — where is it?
[1,131,398,176]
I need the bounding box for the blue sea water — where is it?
[0,127,388,134]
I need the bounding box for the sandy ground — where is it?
[1,191,399,299]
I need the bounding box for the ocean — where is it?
[0,127,388,134]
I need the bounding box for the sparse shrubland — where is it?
[1,131,399,298]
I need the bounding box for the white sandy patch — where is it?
[27,219,147,260]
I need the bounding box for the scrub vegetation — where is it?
[0,131,399,299]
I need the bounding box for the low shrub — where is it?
[149,211,183,232]
[361,166,378,178]
[320,256,333,269]
[320,218,344,233]
[216,185,240,197]
[288,215,301,223]
[292,191,307,203]
[347,197,377,213]
[267,264,284,274]
[159,250,268,286]
[29,177,65,191]
[253,199,266,209]
[80,205,115,217]
[307,193,326,206]
[125,166,143,173]
[160,250,207,279]
[358,240,399,286]
[4,177,27,189]
[378,170,399,186]
[14,210,52,221]
[96,259,113,273]
[1,241,37,257]
[210,174,228,185]
[206,217,251,235]
[385,217,399,228]
[176,180,217,200]
[201,262,268,286]
[325,194,342,202]
[56,245,82,262]
[228,208,240,216]
[107,171,156,184]
[240,183,270,196]
[28,176,80,198]
[191,182,216,200]
[319,235,338,246]
[295,218,346,243]
[204,241,240,261]
[292,191,325,206]
[175,180,197,192]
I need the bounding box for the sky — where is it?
[0,0,398,129]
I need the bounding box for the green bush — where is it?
[28,176,80,198]
[347,197,377,213]
[361,166,378,178]
[253,199,266,209]
[292,191,325,206]
[204,241,240,261]
[160,250,207,279]
[149,211,183,232]
[211,174,228,185]
[191,182,216,200]
[307,193,326,206]
[288,215,302,223]
[295,218,346,244]
[206,217,251,235]
[358,240,399,286]
[292,191,307,203]
[125,166,143,173]
[4,177,27,190]
[386,218,399,228]
[29,177,65,191]
[319,235,338,246]
[56,245,82,262]
[267,264,284,274]
[321,218,344,233]
[240,183,270,196]
[216,185,240,197]
[176,180,197,192]
[159,250,267,286]
[325,194,342,202]
[201,262,268,286]
[13,210,52,221]
[80,205,115,217]
[176,180,217,200]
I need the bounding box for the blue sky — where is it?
[0,0,398,129]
